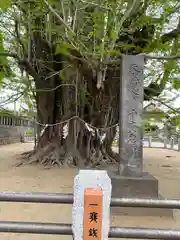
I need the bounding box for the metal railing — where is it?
[143,134,180,151]
[0,222,180,239]
[1,191,180,239]
[23,133,35,142]
[112,134,180,151]
[1,192,180,208]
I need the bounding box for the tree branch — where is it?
[152,97,180,115]
[0,52,20,60]
[0,92,24,108]
[109,54,180,65]
[145,54,180,60]
[22,59,41,81]
[43,0,89,53]
[160,18,180,43]
[0,52,40,81]
[14,19,26,55]
[43,0,74,34]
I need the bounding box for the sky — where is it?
[0,89,23,111]
[174,99,180,108]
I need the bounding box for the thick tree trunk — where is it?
[20,51,120,167]
[21,73,119,168]
[20,52,120,167]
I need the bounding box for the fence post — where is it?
[170,136,174,149]
[3,116,5,125]
[164,136,168,149]
[72,170,111,240]
[148,136,152,148]
[178,138,180,151]
[33,117,37,149]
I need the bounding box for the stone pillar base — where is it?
[109,171,173,217]
[109,171,159,199]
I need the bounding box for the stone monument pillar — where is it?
[109,55,159,200]
[119,55,144,176]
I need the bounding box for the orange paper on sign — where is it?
[83,188,103,240]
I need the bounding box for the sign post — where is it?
[72,170,111,240]
[83,188,103,240]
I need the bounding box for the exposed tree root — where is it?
[16,150,35,167]
[17,121,118,169]
[17,142,117,169]
[21,150,35,157]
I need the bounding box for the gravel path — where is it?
[0,143,180,239]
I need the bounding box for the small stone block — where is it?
[109,171,173,217]
[109,171,158,199]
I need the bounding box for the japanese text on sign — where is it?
[83,188,103,240]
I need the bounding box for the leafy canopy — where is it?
[0,0,179,118]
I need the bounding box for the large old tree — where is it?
[0,0,180,167]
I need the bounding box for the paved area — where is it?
[0,143,180,239]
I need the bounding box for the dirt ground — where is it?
[1,143,180,239]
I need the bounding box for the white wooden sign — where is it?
[72,170,111,240]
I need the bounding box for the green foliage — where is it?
[172,78,180,90]
[0,0,179,124]
[0,33,6,84]
[26,129,33,134]
[0,108,21,118]
[143,109,167,122]
[0,0,11,10]
[144,122,159,134]
[56,42,74,55]
[0,33,4,52]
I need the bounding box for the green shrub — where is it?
[26,129,33,135]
